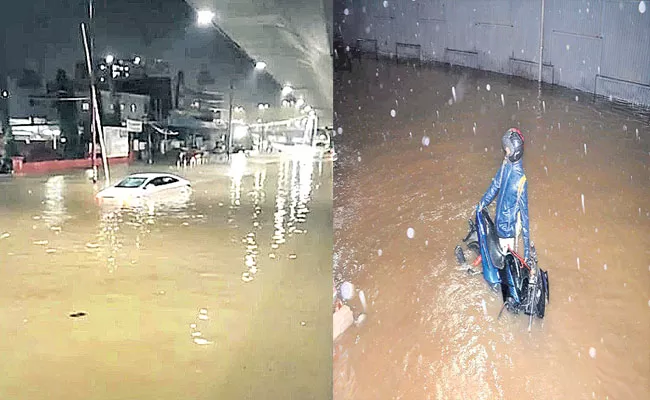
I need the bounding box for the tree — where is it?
[54,69,82,159]
[1,99,18,168]
[1,71,18,171]
[17,69,43,89]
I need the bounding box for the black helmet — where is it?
[502,128,524,162]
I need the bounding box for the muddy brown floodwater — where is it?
[0,154,332,399]
[333,59,649,400]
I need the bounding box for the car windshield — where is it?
[115,177,148,188]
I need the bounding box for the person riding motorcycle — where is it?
[476,128,531,265]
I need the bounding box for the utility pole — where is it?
[227,79,234,161]
[81,22,110,185]
[88,0,97,182]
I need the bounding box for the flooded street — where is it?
[0,155,332,399]
[333,59,649,400]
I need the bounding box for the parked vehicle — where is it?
[96,173,191,201]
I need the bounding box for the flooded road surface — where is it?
[0,154,332,399]
[333,59,649,400]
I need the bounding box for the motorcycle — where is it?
[454,209,550,330]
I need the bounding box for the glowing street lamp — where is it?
[197,10,215,26]
[281,84,293,96]
[105,54,114,64]
[255,61,267,71]
[134,56,141,65]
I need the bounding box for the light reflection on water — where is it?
[237,153,319,282]
[0,158,332,399]
[90,156,321,284]
[97,191,194,273]
[42,175,67,228]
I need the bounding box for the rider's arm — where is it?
[519,180,531,260]
[478,162,504,210]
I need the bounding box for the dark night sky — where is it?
[0,0,280,104]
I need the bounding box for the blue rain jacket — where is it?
[478,158,531,260]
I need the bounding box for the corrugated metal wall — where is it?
[337,0,650,106]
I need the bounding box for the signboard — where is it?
[126,119,143,133]
[103,126,130,158]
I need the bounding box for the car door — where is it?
[144,177,165,195]
[163,176,182,190]
[153,176,181,196]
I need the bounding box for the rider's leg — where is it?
[514,213,522,253]
[499,237,515,254]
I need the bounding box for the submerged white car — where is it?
[96,173,191,201]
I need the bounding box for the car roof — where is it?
[124,173,184,180]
